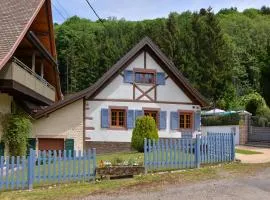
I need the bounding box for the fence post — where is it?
[144,138,147,174]
[27,149,34,190]
[231,132,235,161]
[92,148,96,178]
[196,134,201,168]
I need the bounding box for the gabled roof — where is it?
[34,37,208,119]
[0,0,62,101]
[0,0,45,69]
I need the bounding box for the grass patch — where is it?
[1,162,270,200]
[235,149,263,155]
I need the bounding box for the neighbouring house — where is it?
[0,0,63,154]
[34,37,208,154]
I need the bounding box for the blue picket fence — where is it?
[0,149,96,191]
[144,133,235,172]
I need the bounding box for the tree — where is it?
[261,40,270,106]
[191,8,233,105]
[261,6,270,15]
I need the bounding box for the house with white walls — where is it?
[35,37,208,153]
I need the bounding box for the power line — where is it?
[52,2,67,21]
[55,0,71,18]
[84,0,106,27]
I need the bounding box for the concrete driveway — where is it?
[83,168,270,200]
[236,145,270,163]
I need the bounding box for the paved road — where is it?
[82,168,270,200]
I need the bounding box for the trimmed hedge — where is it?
[131,116,158,152]
[201,113,240,126]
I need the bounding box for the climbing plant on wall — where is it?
[2,104,32,156]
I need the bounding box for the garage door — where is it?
[39,138,64,151]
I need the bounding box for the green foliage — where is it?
[201,113,240,126]
[240,92,266,116]
[131,116,158,152]
[261,40,270,107]
[251,116,270,127]
[2,114,32,156]
[111,157,124,166]
[240,92,270,126]
[55,7,270,107]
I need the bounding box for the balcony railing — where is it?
[0,57,56,102]
[12,57,55,91]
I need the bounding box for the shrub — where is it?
[240,92,270,126]
[2,114,32,156]
[241,92,265,116]
[251,116,270,127]
[131,116,158,152]
[201,113,240,126]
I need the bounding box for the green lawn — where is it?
[96,150,194,167]
[235,149,263,155]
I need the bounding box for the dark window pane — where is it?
[134,72,154,84]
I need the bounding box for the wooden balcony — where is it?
[0,57,55,103]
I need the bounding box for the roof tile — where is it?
[0,0,44,68]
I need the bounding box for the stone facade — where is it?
[85,141,132,154]
[32,99,84,151]
[239,114,250,145]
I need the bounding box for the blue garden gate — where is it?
[0,149,96,191]
[144,133,235,172]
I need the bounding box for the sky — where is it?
[52,0,270,23]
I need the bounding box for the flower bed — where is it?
[96,157,145,178]
[96,166,145,177]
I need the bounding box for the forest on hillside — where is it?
[54,7,270,120]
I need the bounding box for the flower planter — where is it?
[96,166,145,179]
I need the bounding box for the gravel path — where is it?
[236,146,270,163]
[81,168,270,200]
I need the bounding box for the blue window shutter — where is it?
[101,108,109,128]
[170,111,179,130]
[135,110,143,120]
[156,72,165,85]
[124,70,133,83]
[127,110,135,129]
[195,111,201,131]
[159,111,167,130]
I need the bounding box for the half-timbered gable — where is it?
[94,51,192,103]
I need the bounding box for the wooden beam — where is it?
[27,31,57,66]
[144,51,146,69]
[41,60,44,78]
[32,52,36,71]
[33,31,50,36]
[134,84,155,101]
